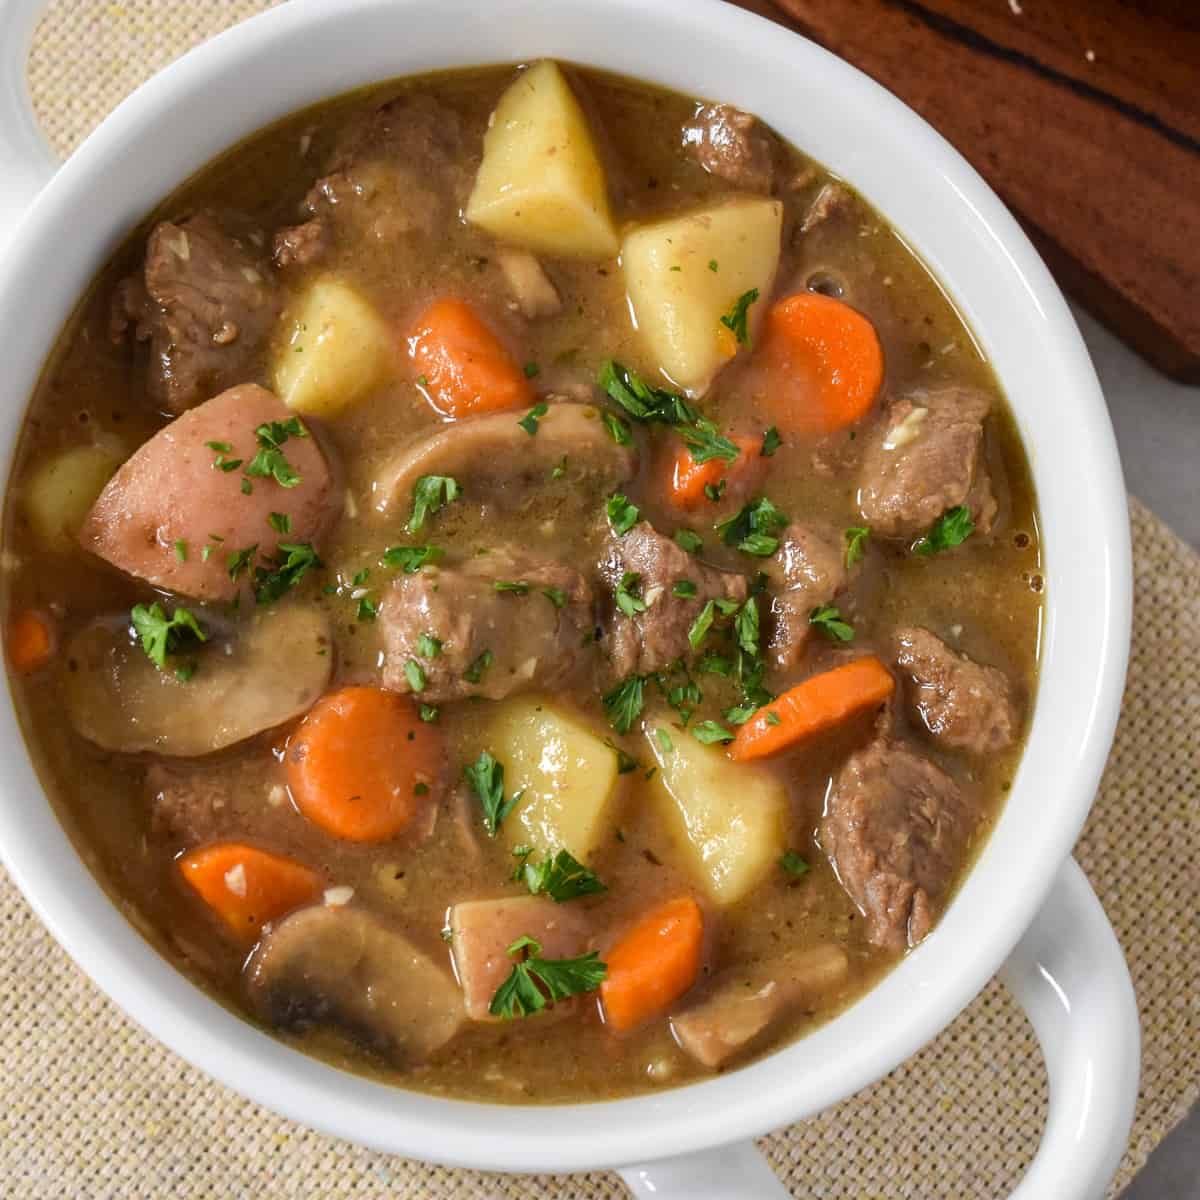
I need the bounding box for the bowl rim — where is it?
[0,0,1131,1173]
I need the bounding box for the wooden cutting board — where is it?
[733,0,1200,383]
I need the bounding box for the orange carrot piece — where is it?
[668,434,764,510]
[600,896,704,1032]
[286,686,442,842]
[7,609,55,675]
[179,843,322,940]
[729,656,895,762]
[407,298,533,418]
[757,293,884,435]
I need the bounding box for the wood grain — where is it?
[734,0,1200,382]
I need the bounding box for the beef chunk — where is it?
[299,95,467,248]
[892,627,1019,754]
[764,523,848,670]
[682,103,778,193]
[146,758,294,849]
[272,217,329,269]
[601,522,748,678]
[379,552,594,702]
[820,738,973,950]
[857,387,998,540]
[800,182,853,233]
[113,211,281,413]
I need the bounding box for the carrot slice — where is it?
[286,686,442,841]
[7,609,55,675]
[729,656,895,762]
[407,298,532,418]
[668,434,764,511]
[600,896,704,1032]
[179,843,322,940]
[757,293,883,435]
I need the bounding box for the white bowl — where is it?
[0,2,1138,1196]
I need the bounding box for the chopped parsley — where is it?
[245,417,307,488]
[464,751,522,837]
[720,288,759,347]
[704,480,727,503]
[603,674,645,734]
[761,426,782,457]
[383,544,444,573]
[809,604,855,642]
[523,361,541,379]
[227,545,257,582]
[914,506,974,556]
[241,478,253,496]
[655,728,674,754]
[268,512,292,535]
[692,719,735,745]
[550,456,568,480]
[253,542,321,606]
[615,572,647,617]
[603,738,640,774]
[688,599,716,650]
[494,580,531,596]
[680,418,739,465]
[734,596,760,656]
[205,440,243,472]
[417,633,443,658]
[352,568,370,586]
[603,410,632,446]
[696,652,733,676]
[780,850,810,879]
[130,602,207,670]
[716,496,788,557]
[606,492,640,536]
[356,596,378,623]
[403,660,427,692]
[672,580,697,598]
[407,475,461,534]
[173,539,188,562]
[463,649,494,684]
[488,935,607,1020]
[518,401,549,435]
[674,529,703,554]
[708,259,719,273]
[419,703,440,723]
[513,848,606,903]
[845,526,870,567]
[541,586,567,609]
[597,360,697,426]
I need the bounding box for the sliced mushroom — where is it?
[246,905,464,1065]
[61,605,332,756]
[372,402,637,518]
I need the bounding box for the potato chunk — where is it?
[622,197,782,394]
[272,277,393,418]
[23,443,123,552]
[466,61,618,260]
[644,719,786,904]
[479,695,619,859]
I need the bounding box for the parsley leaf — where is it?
[615,571,647,617]
[489,936,607,1019]
[692,719,735,745]
[680,418,739,465]
[523,361,541,379]
[518,402,549,436]
[716,496,788,557]
[464,751,522,837]
[130,602,207,670]
[761,427,782,457]
[253,542,322,606]
[173,539,188,562]
[780,850,810,879]
[356,596,378,623]
[688,599,716,650]
[597,360,698,426]
[404,659,427,691]
[672,580,697,598]
[267,512,292,535]
[407,475,461,534]
[419,703,440,723]
[603,411,632,446]
[603,738,640,774]
[541,586,567,609]
[383,544,444,573]
[463,649,494,684]
[809,604,855,642]
[674,529,703,554]
[494,580,531,596]
[515,849,606,903]
[913,506,974,556]
[227,545,257,581]
[603,674,645,734]
[734,596,760,657]
[417,633,442,658]
[704,479,727,503]
[845,526,870,567]
[606,492,640,536]
[720,288,759,347]
[244,417,307,488]
[655,727,674,754]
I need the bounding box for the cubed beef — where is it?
[601,522,748,678]
[892,627,1020,754]
[299,95,468,249]
[764,523,848,670]
[272,218,330,269]
[681,103,778,193]
[448,896,591,1021]
[800,182,853,233]
[78,384,340,603]
[379,552,595,702]
[820,738,974,950]
[112,211,281,413]
[857,387,998,540]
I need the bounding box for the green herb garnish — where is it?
[809,604,855,642]
[913,506,974,556]
[672,580,697,598]
[407,475,461,534]
[780,850,810,879]
[464,751,522,837]
[267,512,292,535]
[253,542,321,606]
[674,529,703,554]
[716,496,788,557]
[845,526,870,568]
[383,544,444,573]
[518,402,549,435]
[130,602,207,670]
[603,674,645,734]
[245,417,307,488]
[692,720,735,745]
[514,849,606,903]
[603,411,632,446]
[720,288,759,347]
[761,427,782,457]
[403,660,427,691]
[606,492,640,536]
[463,649,494,684]
[615,572,647,617]
[688,599,716,650]
[488,936,607,1020]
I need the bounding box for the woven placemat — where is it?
[6,5,1197,1195]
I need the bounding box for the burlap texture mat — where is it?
[3,5,1195,1195]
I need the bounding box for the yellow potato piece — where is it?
[466,60,618,260]
[622,196,783,395]
[480,695,619,859]
[24,443,123,552]
[645,720,786,905]
[273,277,393,418]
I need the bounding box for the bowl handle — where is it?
[617,858,1139,1199]
[0,0,59,258]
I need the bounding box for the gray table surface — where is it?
[1072,304,1199,1200]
